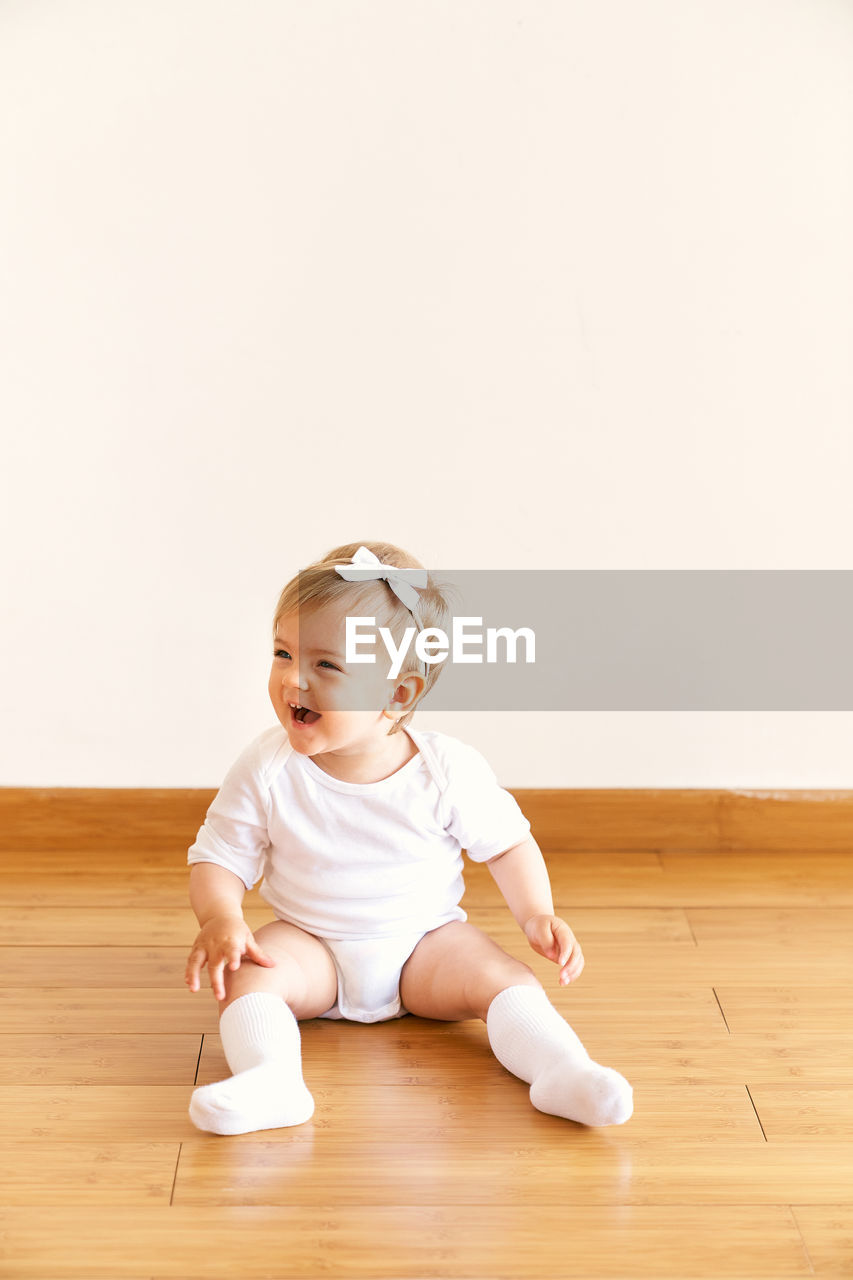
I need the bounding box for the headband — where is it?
[333,545,427,616]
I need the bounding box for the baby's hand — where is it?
[185,914,276,1001]
[523,914,585,986]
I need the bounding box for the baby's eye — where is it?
[273,648,291,660]
[318,660,339,671]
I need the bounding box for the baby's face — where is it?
[269,600,406,760]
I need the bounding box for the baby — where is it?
[185,541,633,1134]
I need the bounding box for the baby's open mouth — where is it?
[289,702,321,725]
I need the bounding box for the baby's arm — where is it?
[184,862,276,1000]
[486,836,585,986]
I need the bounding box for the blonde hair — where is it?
[273,541,453,734]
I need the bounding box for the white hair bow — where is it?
[333,546,427,614]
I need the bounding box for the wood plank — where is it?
[0,1085,199,1141]
[0,1034,201,1084]
[0,906,269,945]
[466,852,853,909]
[173,1136,853,1207]
[688,906,853,945]
[657,855,853,907]
[9,847,195,873]
[8,947,191,987]
[748,1086,853,1141]
[463,921,853,986]
[0,1143,178,1205]
[0,1205,814,1278]
[582,941,853,985]
[0,872,197,908]
[715,987,853,1035]
[0,989,219,1034]
[543,983,726,1038]
[580,1032,853,1085]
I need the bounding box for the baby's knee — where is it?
[219,953,304,1012]
[496,962,541,1002]
[511,966,543,992]
[472,958,541,1021]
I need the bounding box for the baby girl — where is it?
[185,541,633,1134]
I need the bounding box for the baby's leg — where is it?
[189,920,337,1136]
[400,922,632,1127]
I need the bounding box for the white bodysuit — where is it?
[187,724,531,1021]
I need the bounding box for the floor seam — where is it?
[712,987,731,1033]
[745,1084,768,1142]
[193,1033,204,1085]
[169,1143,182,1206]
[789,1206,817,1277]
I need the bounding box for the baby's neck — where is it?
[309,730,419,784]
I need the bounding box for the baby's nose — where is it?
[283,667,308,692]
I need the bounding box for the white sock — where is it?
[189,993,315,1135]
[486,985,633,1127]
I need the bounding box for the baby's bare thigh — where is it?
[221,919,338,1018]
[400,920,539,1022]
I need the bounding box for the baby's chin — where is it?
[282,712,394,754]
[283,717,322,744]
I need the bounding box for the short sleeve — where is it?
[187,736,272,890]
[443,740,531,863]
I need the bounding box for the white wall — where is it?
[1,0,852,787]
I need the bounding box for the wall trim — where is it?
[2,787,852,853]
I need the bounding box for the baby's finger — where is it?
[529,919,558,959]
[185,946,207,993]
[208,955,229,1001]
[559,946,585,985]
[244,934,277,969]
[220,938,249,973]
[553,923,574,966]
[551,919,579,964]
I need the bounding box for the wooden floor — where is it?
[2,842,852,1278]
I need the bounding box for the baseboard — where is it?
[1,787,852,853]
